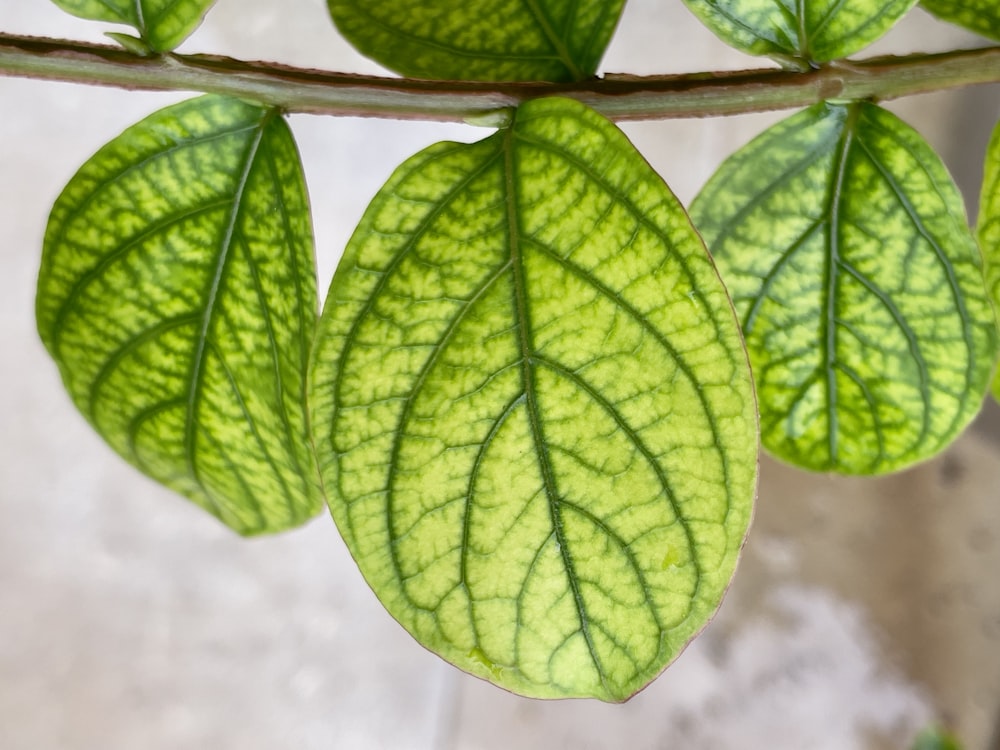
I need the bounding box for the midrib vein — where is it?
[521,0,585,79]
[795,0,809,58]
[502,127,606,691]
[822,103,858,467]
[133,0,146,34]
[184,113,269,495]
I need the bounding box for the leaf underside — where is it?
[692,101,996,475]
[976,118,1000,400]
[325,0,626,81]
[308,97,758,701]
[681,0,918,62]
[921,0,1000,42]
[49,0,215,51]
[37,95,322,535]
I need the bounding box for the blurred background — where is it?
[2,1,1000,748]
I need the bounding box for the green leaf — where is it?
[912,726,964,750]
[681,0,918,63]
[308,97,758,700]
[49,0,215,51]
[37,95,322,535]
[105,32,155,57]
[326,0,626,82]
[976,116,1000,400]
[921,0,1000,41]
[692,102,997,474]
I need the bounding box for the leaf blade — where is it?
[325,0,626,81]
[37,95,322,535]
[681,0,918,62]
[692,102,996,474]
[976,116,1000,400]
[913,726,965,750]
[308,97,757,700]
[921,0,1000,42]
[49,0,215,51]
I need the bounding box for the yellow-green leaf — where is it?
[681,0,918,63]
[308,97,758,701]
[921,0,1000,41]
[692,102,996,474]
[49,0,215,51]
[37,95,322,535]
[912,726,964,750]
[976,117,1000,400]
[326,0,626,81]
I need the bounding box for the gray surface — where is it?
[2,1,1000,748]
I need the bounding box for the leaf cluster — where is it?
[30,0,1000,701]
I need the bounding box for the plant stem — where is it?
[2,33,1000,121]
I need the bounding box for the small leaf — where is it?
[976,116,1000,400]
[681,0,918,63]
[921,0,1000,41]
[912,726,964,750]
[692,102,997,474]
[326,0,626,81]
[105,32,154,57]
[308,97,758,700]
[37,95,322,535]
[50,0,215,52]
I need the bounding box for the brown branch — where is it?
[2,33,1000,121]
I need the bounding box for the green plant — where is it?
[5,0,1000,703]
[913,725,964,750]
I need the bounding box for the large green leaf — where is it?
[37,95,322,535]
[326,0,626,82]
[921,0,1000,41]
[692,101,996,474]
[681,0,918,63]
[49,0,215,51]
[308,97,758,700]
[977,117,1000,400]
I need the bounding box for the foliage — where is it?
[682,0,918,64]
[27,0,1000,701]
[49,0,214,52]
[308,96,755,699]
[691,101,995,473]
[921,0,1000,42]
[327,0,626,81]
[37,96,321,535]
[912,725,964,750]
